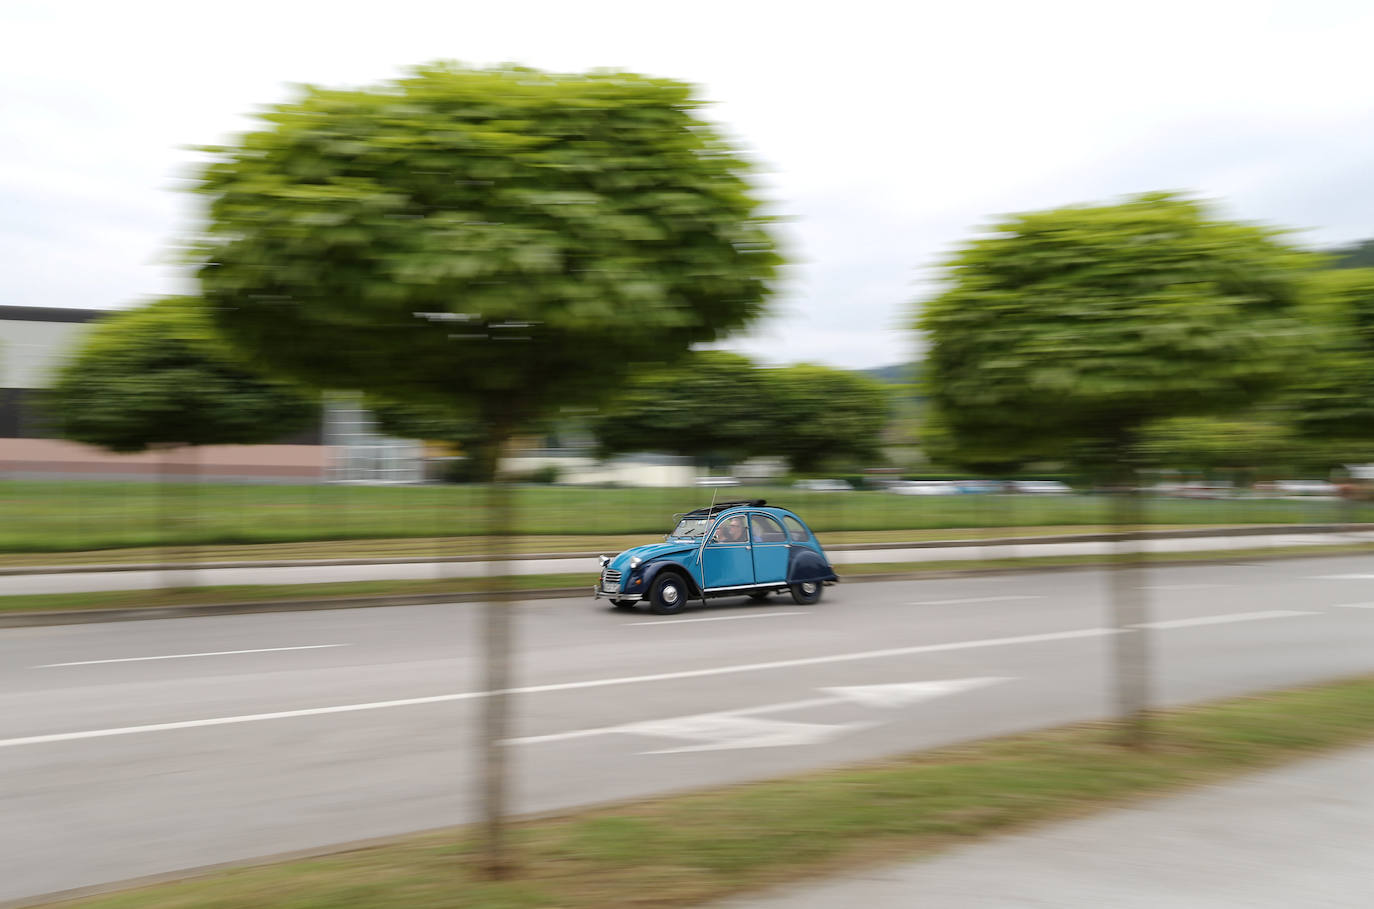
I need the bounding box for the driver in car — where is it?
[715,515,747,543]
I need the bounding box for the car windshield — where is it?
[668,517,711,538]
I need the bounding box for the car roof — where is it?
[681,499,766,518]
[682,500,803,522]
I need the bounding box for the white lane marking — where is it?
[504,697,844,746]
[1332,602,1374,609]
[1140,584,1233,591]
[1133,610,1316,630]
[0,630,1112,749]
[625,611,804,626]
[906,596,1045,606]
[822,677,1009,709]
[640,718,869,754]
[508,678,1012,751]
[36,644,348,668]
[1311,574,1374,579]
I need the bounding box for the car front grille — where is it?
[601,568,622,590]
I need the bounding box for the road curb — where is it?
[3,544,1371,628]
[0,585,591,627]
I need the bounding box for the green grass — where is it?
[1,479,1364,554]
[44,675,1374,909]
[8,542,1374,616]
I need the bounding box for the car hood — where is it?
[608,540,699,571]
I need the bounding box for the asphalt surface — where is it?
[5,530,1374,595]
[2,554,1372,904]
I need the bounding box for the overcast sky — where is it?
[5,0,1374,370]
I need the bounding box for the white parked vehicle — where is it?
[1008,480,1072,494]
[888,480,960,495]
[1258,480,1340,497]
[1150,481,1233,499]
[793,479,853,491]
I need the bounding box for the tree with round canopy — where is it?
[190,62,781,873]
[918,192,1316,742]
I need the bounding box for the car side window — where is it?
[711,514,749,543]
[783,515,810,542]
[750,513,787,543]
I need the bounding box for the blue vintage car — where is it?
[594,499,838,614]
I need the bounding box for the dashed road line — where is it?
[1133,610,1315,630]
[626,612,804,626]
[906,596,1045,606]
[37,644,349,668]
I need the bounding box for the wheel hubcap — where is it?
[663,585,680,604]
[802,582,817,595]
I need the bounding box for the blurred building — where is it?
[502,449,696,486]
[0,305,336,483]
[1,306,681,486]
[323,395,423,483]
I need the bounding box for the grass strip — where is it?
[7,542,1374,616]
[45,675,1374,909]
[3,479,1363,553]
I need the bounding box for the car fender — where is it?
[787,547,838,584]
[639,559,702,597]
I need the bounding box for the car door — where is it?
[749,512,790,585]
[701,514,755,590]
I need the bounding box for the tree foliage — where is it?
[1134,415,1297,472]
[1284,268,1374,447]
[590,351,777,466]
[192,63,780,473]
[766,364,890,471]
[916,408,1034,475]
[917,193,1316,472]
[368,397,478,446]
[592,353,890,471]
[49,297,317,453]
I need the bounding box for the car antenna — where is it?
[696,485,718,567]
[694,484,718,608]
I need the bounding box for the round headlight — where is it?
[630,556,642,569]
[599,554,610,567]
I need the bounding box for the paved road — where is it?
[5,530,1374,595]
[1,554,1372,904]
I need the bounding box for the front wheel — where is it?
[789,580,823,605]
[649,572,691,615]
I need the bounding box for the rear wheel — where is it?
[649,572,691,615]
[789,581,823,605]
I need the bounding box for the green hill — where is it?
[860,362,922,385]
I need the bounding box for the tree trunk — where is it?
[1110,465,1149,746]
[479,429,515,878]
[186,445,200,586]
[159,444,201,589]
[157,444,179,590]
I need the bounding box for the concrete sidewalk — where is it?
[712,743,1374,908]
